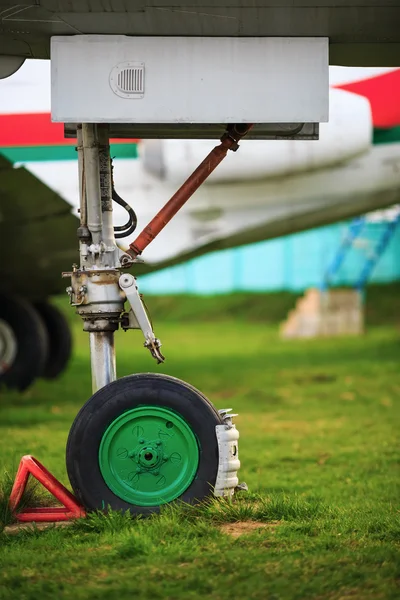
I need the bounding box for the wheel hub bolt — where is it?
[163,455,169,462]
[139,438,145,444]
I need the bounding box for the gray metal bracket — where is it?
[119,273,165,363]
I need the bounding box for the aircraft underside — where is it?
[0,24,399,518]
[0,1,399,66]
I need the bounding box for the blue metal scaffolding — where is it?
[321,208,400,293]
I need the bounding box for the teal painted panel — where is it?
[138,219,400,295]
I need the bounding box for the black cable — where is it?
[113,188,137,233]
[110,158,138,239]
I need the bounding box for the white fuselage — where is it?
[1,61,399,267]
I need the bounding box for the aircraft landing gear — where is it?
[0,293,48,391]
[0,294,73,392]
[34,301,72,380]
[64,123,247,514]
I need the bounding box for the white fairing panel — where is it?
[51,36,328,125]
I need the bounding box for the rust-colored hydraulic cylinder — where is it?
[128,124,253,257]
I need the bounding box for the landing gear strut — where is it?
[65,123,249,514]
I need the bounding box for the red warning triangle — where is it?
[9,455,86,522]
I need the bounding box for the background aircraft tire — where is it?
[66,373,223,515]
[34,301,72,380]
[0,293,48,392]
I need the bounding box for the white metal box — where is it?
[51,36,328,125]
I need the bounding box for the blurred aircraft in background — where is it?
[0,62,399,389]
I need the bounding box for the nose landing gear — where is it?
[64,123,248,515]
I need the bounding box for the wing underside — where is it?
[0,154,78,299]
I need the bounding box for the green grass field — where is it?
[0,290,399,600]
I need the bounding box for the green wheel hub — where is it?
[99,406,200,506]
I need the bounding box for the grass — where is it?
[0,287,399,599]
[138,282,400,327]
[0,471,48,529]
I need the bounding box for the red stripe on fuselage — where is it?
[2,70,400,144]
[0,113,138,146]
[336,69,400,129]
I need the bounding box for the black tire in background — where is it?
[34,301,72,380]
[66,373,223,516]
[0,293,49,392]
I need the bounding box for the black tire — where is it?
[34,301,72,379]
[66,373,223,515]
[0,293,49,392]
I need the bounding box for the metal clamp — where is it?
[119,273,165,363]
[214,409,241,497]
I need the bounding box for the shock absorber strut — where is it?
[65,123,252,384]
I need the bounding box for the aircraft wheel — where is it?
[34,301,72,379]
[0,294,48,391]
[66,373,223,515]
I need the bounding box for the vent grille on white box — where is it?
[118,67,143,93]
[109,62,144,99]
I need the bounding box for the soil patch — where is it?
[220,521,279,539]
[3,521,74,535]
